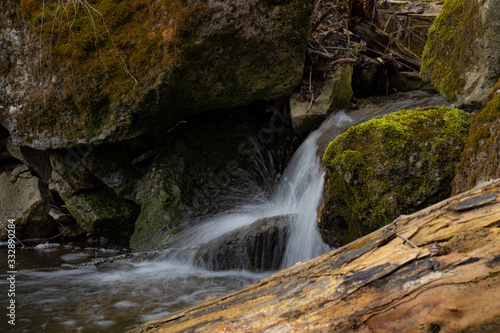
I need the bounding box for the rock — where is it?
[319,106,470,248]
[388,71,435,94]
[421,0,500,107]
[130,107,295,252]
[49,151,140,244]
[129,178,500,333]
[0,0,314,149]
[193,214,294,272]
[81,144,143,203]
[6,137,53,182]
[290,63,354,133]
[0,165,57,240]
[452,81,500,194]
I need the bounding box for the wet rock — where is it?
[421,0,500,107]
[0,0,314,149]
[193,214,294,272]
[320,106,470,247]
[0,165,57,240]
[290,63,354,133]
[452,83,500,194]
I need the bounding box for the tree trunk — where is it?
[130,178,500,332]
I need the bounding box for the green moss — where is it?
[421,0,482,103]
[452,84,500,194]
[321,107,471,246]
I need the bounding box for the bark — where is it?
[130,178,500,332]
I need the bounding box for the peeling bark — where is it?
[130,179,500,332]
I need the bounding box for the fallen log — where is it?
[130,178,500,332]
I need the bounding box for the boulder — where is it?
[421,0,500,107]
[193,214,294,272]
[0,0,314,149]
[0,165,57,240]
[319,106,470,248]
[130,178,500,333]
[49,151,140,244]
[452,81,500,194]
[290,63,354,133]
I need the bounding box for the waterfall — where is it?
[277,112,354,267]
[177,111,356,269]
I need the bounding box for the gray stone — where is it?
[0,165,57,240]
[290,63,354,133]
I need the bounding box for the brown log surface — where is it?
[130,179,500,332]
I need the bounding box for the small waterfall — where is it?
[277,112,354,267]
[176,111,356,269]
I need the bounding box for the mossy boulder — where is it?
[193,214,293,272]
[319,107,470,247]
[0,165,57,240]
[0,0,314,149]
[421,0,500,107]
[452,81,500,194]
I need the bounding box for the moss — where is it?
[321,107,471,247]
[452,83,500,194]
[421,0,482,103]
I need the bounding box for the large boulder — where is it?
[193,214,293,272]
[0,0,314,149]
[421,0,500,108]
[0,165,57,240]
[452,81,500,194]
[319,107,470,248]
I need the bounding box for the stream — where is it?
[0,91,449,332]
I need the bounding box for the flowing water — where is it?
[0,91,449,332]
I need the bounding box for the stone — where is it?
[421,0,500,108]
[388,71,435,94]
[0,0,314,149]
[452,82,500,194]
[193,214,294,272]
[290,63,354,133]
[319,106,470,248]
[0,165,57,240]
[49,151,140,245]
[81,144,144,203]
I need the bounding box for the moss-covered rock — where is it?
[452,81,500,194]
[319,107,470,247]
[421,0,500,107]
[0,0,314,149]
[193,214,293,272]
[0,165,57,240]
